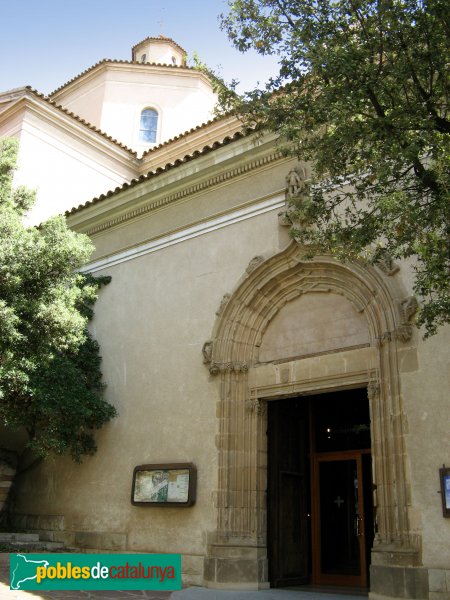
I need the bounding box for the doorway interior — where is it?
[267,388,374,589]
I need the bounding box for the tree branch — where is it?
[273,0,298,30]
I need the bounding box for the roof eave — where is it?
[49,59,209,99]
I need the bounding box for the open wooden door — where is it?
[268,398,310,587]
[267,389,373,589]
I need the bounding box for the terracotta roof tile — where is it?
[65,129,253,217]
[49,59,198,97]
[131,35,187,56]
[140,115,227,159]
[25,87,137,156]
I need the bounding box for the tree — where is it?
[219,0,449,336]
[0,138,116,466]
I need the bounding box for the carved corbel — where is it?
[245,398,267,415]
[202,340,214,364]
[209,362,220,375]
[278,204,298,227]
[209,361,249,375]
[216,293,231,316]
[246,256,265,275]
[394,323,413,343]
[278,209,292,227]
[367,379,381,401]
[378,296,418,344]
[401,296,418,323]
[394,296,418,342]
[375,254,400,276]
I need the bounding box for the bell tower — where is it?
[132,35,187,66]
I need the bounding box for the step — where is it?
[5,540,66,551]
[0,533,40,542]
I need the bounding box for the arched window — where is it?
[139,108,158,143]
[140,53,147,63]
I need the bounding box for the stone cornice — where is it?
[67,129,282,223]
[70,143,285,236]
[79,194,285,273]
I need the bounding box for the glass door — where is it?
[313,452,368,587]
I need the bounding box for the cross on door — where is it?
[334,495,344,508]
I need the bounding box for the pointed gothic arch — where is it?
[203,242,419,589]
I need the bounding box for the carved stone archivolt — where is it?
[203,242,416,586]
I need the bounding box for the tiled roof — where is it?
[132,35,187,56]
[140,115,227,159]
[66,129,252,217]
[25,87,137,156]
[49,59,198,97]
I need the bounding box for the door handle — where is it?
[356,516,364,537]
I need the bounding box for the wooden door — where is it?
[268,399,310,587]
[312,450,371,587]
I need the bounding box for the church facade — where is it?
[1,37,449,600]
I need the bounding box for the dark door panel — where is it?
[313,452,369,587]
[268,399,310,586]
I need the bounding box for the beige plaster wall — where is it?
[51,71,107,129]
[100,71,216,154]
[400,324,450,569]
[0,107,136,225]
[13,201,286,558]
[53,67,217,155]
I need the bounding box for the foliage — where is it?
[220,0,450,336]
[0,138,116,462]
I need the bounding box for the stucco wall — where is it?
[10,142,450,592]
[0,105,136,225]
[401,326,450,569]
[13,191,287,557]
[52,67,217,154]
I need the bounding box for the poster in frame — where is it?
[131,462,196,507]
[439,466,450,517]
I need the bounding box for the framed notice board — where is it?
[439,466,450,517]
[131,463,196,507]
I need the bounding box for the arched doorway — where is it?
[203,243,418,591]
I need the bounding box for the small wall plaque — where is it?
[131,463,196,507]
[439,466,450,517]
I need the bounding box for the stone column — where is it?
[204,369,269,590]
